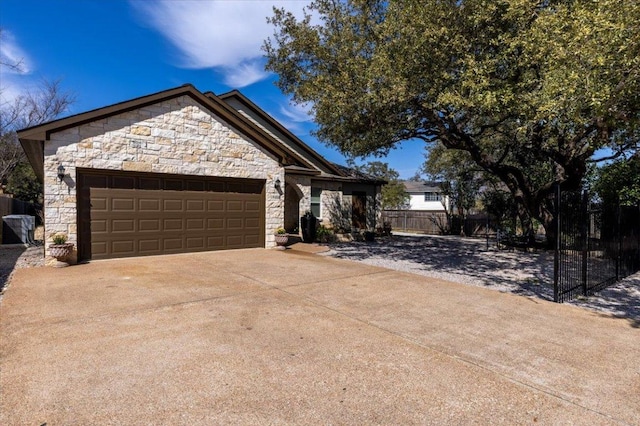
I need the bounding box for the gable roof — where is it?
[403,181,443,193]
[218,90,386,184]
[17,84,311,182]
[217,90,343,176]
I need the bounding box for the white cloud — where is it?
[269,99,314,133]
[221,60,269,87]
[0,31,34,106]
[279,100,312,123]
[131,0,311,87]
[0,30,32,74]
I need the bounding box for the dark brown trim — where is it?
[284,165,321,176]
[307,174,387,185]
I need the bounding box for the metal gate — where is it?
[554,187,640,302]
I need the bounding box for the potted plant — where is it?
[300,211,317,243]
[274,227,289,248]
[49,232,74,267]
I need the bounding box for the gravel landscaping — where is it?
[321,233,639,323]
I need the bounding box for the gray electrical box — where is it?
[2,215,35,244]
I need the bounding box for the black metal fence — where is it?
[554,187,640,302]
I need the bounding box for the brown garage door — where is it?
[77,170,265,260]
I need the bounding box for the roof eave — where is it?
[19,138,44,183]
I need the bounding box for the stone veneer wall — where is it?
[43,95,284,259]
[284,175,311,233]
[287,175,351,231]
[318,181,343,225]
[284,175,311,212]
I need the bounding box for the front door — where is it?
[352,192,367,229]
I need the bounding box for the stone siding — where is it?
[44,95,284,259]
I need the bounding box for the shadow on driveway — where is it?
[323,234,639,327]
[0,246,27,293]
[324,235,555,300]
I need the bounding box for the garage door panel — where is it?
[139,240,160,253]
[207,200,224,211]
[227,218,243,229]
[244,217,260,230]
[82,172,265,260]
[207,218,224,230]
[163,218,184,231]
[92,219,108,233]
[92,241,108,257]
[186,199,205,212]
[112,198,135,211]
[226,235,244,247]
[139,198,160,211]
[163,199,183,211]
[186,218,205,231]
[207,236,224,247]
[244,234,261,245]
[246,200,261,211]
[163,238,184,250]
[186,237,205,249]
[139,219,160,232]
[227,200,244,211]
[112,240,135,255]
[112,219,135,232]
[91,197,108,211]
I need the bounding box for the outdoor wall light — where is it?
[274,177,281,190]
[57,164,66,182]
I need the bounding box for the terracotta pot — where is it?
[274,234,289,246]
[49,243,74,263]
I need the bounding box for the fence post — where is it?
[553,184,561,303]
[486,215,489,251]
[403,211,407,231]
[616,201,621,281]
[580,191,589,296]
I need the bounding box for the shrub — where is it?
[51,232,68,245]
[316,225,335,243]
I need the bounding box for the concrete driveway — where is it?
[1,249,638,425]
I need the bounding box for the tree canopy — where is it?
[356,161,409,209]
[265,0,640,241]
[593,155,640,207]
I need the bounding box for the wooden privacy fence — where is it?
[382,210,493,237]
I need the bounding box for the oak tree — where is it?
[265,0,640,244]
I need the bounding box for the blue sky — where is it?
[0,0,425,178]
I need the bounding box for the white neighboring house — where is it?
[403,181,450,211]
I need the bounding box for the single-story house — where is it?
[18,84,384,263]
[403,181,449,211]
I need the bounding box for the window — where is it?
[311,187,322,217]
[424,192,441,202]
